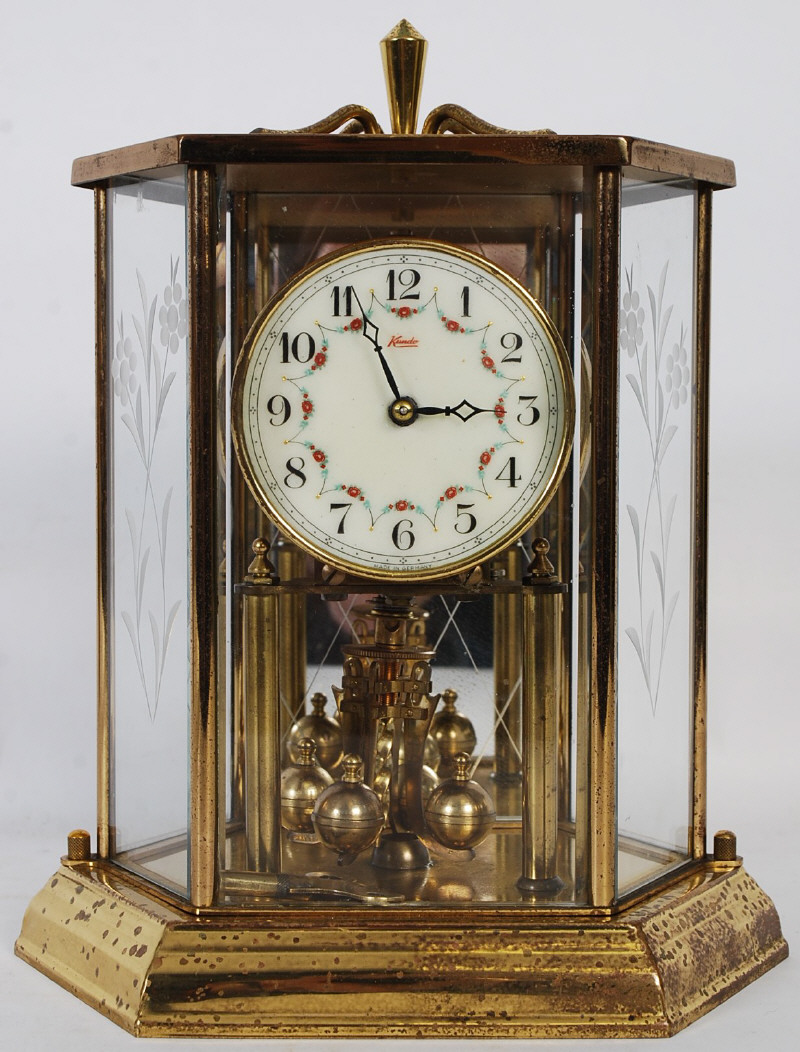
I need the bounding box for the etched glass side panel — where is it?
[617,182,697,895]
[108,172,189,892]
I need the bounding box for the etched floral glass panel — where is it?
[108,172,189,892]
[616,181,697,896]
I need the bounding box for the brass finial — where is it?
[526,537,557,580]
[380,19,428,134]
[246,537,279,584]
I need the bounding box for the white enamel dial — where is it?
[232,239,574,581]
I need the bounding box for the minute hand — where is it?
[353,293,400,400]
[416,399,493,422]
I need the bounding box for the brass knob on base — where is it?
[424,753,496,850]
[281,738,334,835]
[713,829,738,862]
[312,755,385,858]
[67,829,91,861]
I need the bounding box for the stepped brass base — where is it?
[16,859,786,1038]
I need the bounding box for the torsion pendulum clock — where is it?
[16,21,787,1038]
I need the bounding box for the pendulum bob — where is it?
[287,692,343,773]
[280,738,334,841]
[430,688,477,779]
[311,755,385,860]
[424,752,496,851]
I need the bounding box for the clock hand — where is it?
[416,399,493,423]
[352,290,401,400]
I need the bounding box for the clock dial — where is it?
[232,239,574,581]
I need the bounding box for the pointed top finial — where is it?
[380,19,428,134]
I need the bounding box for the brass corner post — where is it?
[94,186,111,860]
[188,165,220,907]
[381,20,428,134]
[590,166,621,907]
[693,186,713,860]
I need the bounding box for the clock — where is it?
[232,238,574,580]
[18,18,786,1043]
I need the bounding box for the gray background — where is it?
[2,1,797,1047]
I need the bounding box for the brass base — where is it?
[16,860,786,1038]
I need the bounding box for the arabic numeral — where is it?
[496,456,522,488]
[461,285,471,317]
[391,518,415,550]
[284,457,307,488]
[454,503,477,534]
[266,394,291,425]
[331,285,354,317]
[500,332,523,363]
[329,502,352,534]
[386,268,421,301]
[517,394,541,426]
[280,331,315,363]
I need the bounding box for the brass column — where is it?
[492,545,523,814]
[241,539,282,873]
[517,538,566,895]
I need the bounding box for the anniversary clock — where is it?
[16,21,786,1039]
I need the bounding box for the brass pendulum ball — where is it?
[430,688,477,777]
[424,752,496,850]
[287,692,343,772]
[280,737,334,836]
[312,755,385,857]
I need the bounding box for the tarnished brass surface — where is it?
[71,135,736,190]
[16,861,787,1038]
[187,166,220,908]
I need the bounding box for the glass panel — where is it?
[617,181,697,896]
[221,170,589,907]
[108,171,189,893]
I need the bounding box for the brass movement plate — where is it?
[16,861,785,1038]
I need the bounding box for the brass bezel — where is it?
[231,236,576,583]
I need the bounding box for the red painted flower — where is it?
[494,403,506,418]
[313,351,327,368]
[348,485,361,498]
[446,319,460,332]
[302,399,313,415]
[482,355,494,369]
[349,317,362,331]
[397,306,412,319]
[480,451,492,465]
[396,499,408,511]
[445,486,457,500]
[312,449,326,464]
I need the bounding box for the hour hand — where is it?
[416,399,492,422]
